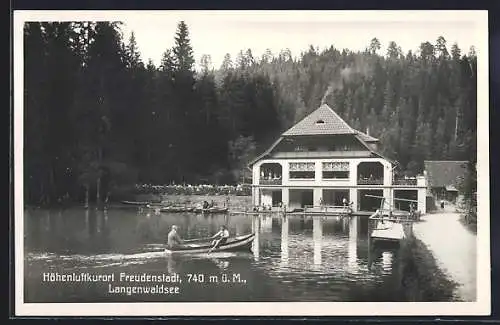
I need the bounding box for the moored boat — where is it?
[193,206,229,214]
[165,233,255,254]
[159,206,195,213]
[121,200,150,206]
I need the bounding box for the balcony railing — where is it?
[259,178,282,185]
[357,178,383,185]
[393,178,417,186]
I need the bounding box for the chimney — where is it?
[366,127,370,136]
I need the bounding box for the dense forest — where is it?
[23,21,477,206]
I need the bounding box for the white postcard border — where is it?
[13,10,490,317]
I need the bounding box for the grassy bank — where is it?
[400,236,460,301]
[459,216,477,234]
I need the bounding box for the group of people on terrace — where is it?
[260,171,282,180]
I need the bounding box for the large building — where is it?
[249,104,427,213]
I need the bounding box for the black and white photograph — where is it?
[13,10,490,316]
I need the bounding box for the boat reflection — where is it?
[211,258,230,270]
[381,251,393,272]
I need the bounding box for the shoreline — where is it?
[400,236,460,301]
[412,210,477,302]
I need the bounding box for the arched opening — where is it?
[259,163,283,185]
[357,162,384,185]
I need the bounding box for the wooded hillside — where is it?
[23,21,477,205]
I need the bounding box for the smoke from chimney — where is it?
[320,57,373,107]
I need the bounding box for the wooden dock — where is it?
[230,205,352,217]
[370,221,405,243]
[368,208,419,245]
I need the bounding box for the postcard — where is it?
[13,9,490,316]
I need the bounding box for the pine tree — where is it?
[220,53,233,71]
[125,32,143,69]
[173,21,195,72]
[369,37,381,55]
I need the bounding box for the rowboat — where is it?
[121,200,150,206]
[165,233,255,254]
[193,207,229,214]
[159,206,194,213]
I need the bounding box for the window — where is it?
[289,162,315,179]
[315,119,325,125]
[322,162,349,179]
[323,171,349,179]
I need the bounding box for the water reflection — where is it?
[212,258,230,271]
[382,251,393,272]
[24,208,420,302]
[348,216,358,271]
[261,215,273,233]
[85,209,89,233]
[252,215,260,261]
[280,215,289,266]
[313,216,323,266]
[166,254,178,274]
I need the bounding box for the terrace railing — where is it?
[392,178,417,186]
[259,178,282,185]
[303,205,353,214]
[357,178,384,185]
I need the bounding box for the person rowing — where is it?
[167,225,183,249]
[209,225,230,253]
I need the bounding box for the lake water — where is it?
[24,204,416,302]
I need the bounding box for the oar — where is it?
[207,240,218,255]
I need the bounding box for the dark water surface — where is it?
[24,205,410,302]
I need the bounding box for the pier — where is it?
[366,195,420,245]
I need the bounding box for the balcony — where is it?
[392,178,418,186]
[357,178,383,185]
[259,178,282,185]
[259,162,282,186]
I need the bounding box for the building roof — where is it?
[282,104,356,136]
[247,137,284,167]
[424,160,468,188]
[355,130,379,142]
[248,103,389,167]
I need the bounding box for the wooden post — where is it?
[96,177,101,209]
[84,183,89,209]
